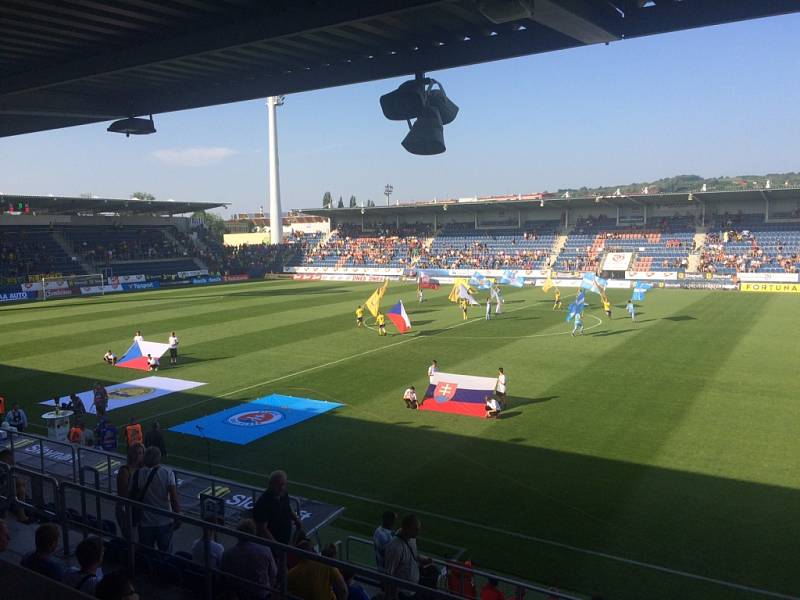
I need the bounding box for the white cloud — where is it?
[152,146,238,167]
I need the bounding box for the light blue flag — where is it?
[566,300,584,322]
[581,273,608,294]
[470,272,492,289]
[632,290,646,301]
[500,270,525,288]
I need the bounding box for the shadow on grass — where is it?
[588,329,636,338]
[2,364,798,600]
[662,315,697,322]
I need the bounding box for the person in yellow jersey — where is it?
[459,298,468,320]
[602,297,612,319]
[376,313,387,336]
[552,289,562,310]
[355,305,365,327]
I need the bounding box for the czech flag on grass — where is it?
[386,300,412,333]
[117,340,170,370]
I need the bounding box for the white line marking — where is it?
[168,452,798,600]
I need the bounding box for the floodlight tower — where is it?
[267,95,285,244]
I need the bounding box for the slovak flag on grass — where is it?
[386,300,412,333]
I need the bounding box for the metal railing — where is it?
[345,535,582,600]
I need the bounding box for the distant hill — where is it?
[555,172,800,197]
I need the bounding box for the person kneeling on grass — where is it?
[103,350,117,365]
[403,386,418,410]
[147,354,159,372]
[484,396,502,419]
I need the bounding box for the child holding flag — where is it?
[552,289,562,310]
[355,305,365,327]
[626,300,636,321]
[376,313,387,336]
[459,298,468,321]
[485,297,492,321]
[571,312,585,337]
[602,297,612,319]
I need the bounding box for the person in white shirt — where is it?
[384,515,432,600]
[147,354,159,372]
[485,297,491,321]
[484,396,502,419]
[373,511,397,571]
[403,386,418,410]
[168,331,179,365]
[417,288,424,303]
[427,360,437,382]
[133,330,144,343]
[103,350,116,365]
[496,367,507,407]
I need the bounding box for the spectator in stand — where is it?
[384,514,432,600]
[116,442,144,539]
[253,470,304,545]
[5,402,27,432]
[0,519,10,552]
[64,536,104,595]
[480,578,505,600]
[221,518,277,600]
[0,448,29,523]
[144,421,167,458]
[342,567,371,600]
[95,570,138,600]
[21,523,65,581]
[133,446,181,552]
[373,510,397,571]
[287,539,348,600]
[192,515,225,569]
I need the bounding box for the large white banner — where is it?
[79,284,124,295]
[20,280,70,292]
[602,252,634,271]
[736,272,799,283]
[626,271,679,281]
[109,274,146,284]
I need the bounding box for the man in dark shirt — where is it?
[253,470,302,545]
[144,420,167,458]
[21,523,65,582]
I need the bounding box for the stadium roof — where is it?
[1,194,227,216]
[2,1,800,138]
[300,187,800,218]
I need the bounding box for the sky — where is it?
[1,13,799,215]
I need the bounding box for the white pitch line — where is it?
[168,453,797,600]
[142,299,544,424]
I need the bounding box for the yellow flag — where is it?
[542,272,554,294]
[364,280,388,317]
[448,278,471,303]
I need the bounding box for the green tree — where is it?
[322,191,332,209]
[132,192,156,201]
[349,195,357,208]
[192,210,226,239]
[337,196,344,208]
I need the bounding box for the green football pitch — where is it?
[1,280,798,600]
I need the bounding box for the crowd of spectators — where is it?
[417,243,550,270]
[70,226,188,263]
[700,229,799,273]
[0,229,64,280]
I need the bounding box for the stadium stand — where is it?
[0,226,80,282]
[554,215,694,272]
[300,224,430,268]
[418,221,558,270]
[700,214,800,274]
[0,431,582,600]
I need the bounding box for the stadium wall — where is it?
[0,214,192,229]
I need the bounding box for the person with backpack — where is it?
[129,446,180,551]
[384,514,434,600]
